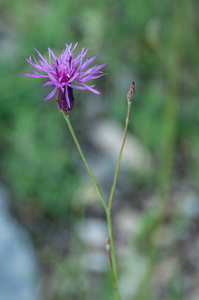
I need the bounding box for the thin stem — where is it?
[105,102,131,300]
[106,210,121,300]
[63,113,121,300]
[108,102,131,210]
[63,114,107,212]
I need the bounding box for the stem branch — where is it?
[63,114,107,212]
[63,112,124,300]
[108,102,131,210]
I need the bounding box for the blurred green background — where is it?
[0,0,199,299]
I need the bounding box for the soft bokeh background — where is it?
[0,0,199,299]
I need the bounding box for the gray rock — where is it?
[76,218,108,272]
[89,120,153,174]
[0,184,41,300]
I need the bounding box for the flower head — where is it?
[22,42,107,113]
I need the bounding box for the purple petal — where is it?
[67,72,79,83]
[87,73,107,79]
[81,64,107,76]
[43,79,62,88]
[78,73,107,82]
[43,81,55,87]
[44,70,58,83]
[21,73,41,78]
[71,42,78,53]
[34,48,47,62]
[74,47,89,65]
[80,82,100,94]
[29,68,49,78]
[80,54,98,70]
[39,60,51,70]
[48,47,57,61]
[65,85,71,108]
[25,58,44,72]
[79,48,89,65]
[68,83,95,90]
[32,54,40,66]
[42,87,57,101]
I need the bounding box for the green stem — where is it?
[108,102,131,210]
[105,102,131,300]
[106,210,121,300]
[63,114,107,212]
[63,113,121,300]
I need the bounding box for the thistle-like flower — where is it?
[22,42,107,113]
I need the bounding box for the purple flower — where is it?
[22,42,107,114]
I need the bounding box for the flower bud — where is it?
[127,81,135,103]
[106,237,110,252]
[57,86,74,114]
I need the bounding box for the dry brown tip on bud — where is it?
[127,81,135,102]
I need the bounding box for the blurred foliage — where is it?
[0,0,199,215]
[0,0,199,299]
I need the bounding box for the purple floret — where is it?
[22,42,107,113]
